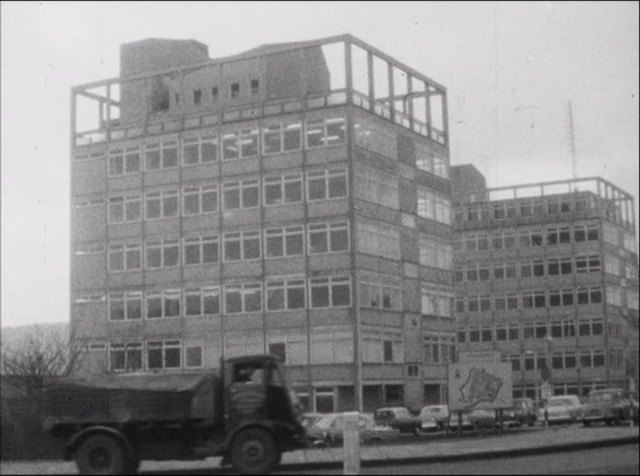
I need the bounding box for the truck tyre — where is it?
[75,434,128,475]
[230,428,278,475]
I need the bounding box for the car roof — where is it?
[590,388,624,394]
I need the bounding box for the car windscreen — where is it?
[589,393,614,402]
[314,416,336,430]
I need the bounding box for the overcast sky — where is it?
[1,1,638,328]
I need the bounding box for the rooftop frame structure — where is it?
[457,176,636,232]
[71,34,448,149]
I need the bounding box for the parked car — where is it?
[301,413,325,433]
[447,409,474,430]
[308,413,400,447]
[582,388,634,426]
[503,398,537,427]
[538,395,583,424]
[373,406,422,434]
[468,408,497,430]
[419,405,450,431]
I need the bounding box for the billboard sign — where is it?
[448,362,513,411]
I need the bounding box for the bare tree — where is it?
[1,325,84,396]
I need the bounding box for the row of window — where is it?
[86,279,457,320]
[106,340,201,372]
[457,318,605,344]
[508,349,606,372]
[423,335,457,364]
[457,194,598,222]
[101,168,348,223]
[455,255,601,283]
[456,224,600,252]
[100,117,347,176]
[103,330,356,373]
[456,287,603,313]
[103,223,349,271]
[99,276,352,321]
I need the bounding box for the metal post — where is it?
[343,412,360,475]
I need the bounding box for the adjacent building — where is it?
[70,35,454,412]
[452,165,639,401]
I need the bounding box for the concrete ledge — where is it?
[277,436,639,472]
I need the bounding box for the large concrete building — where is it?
[70,35,454,412]
[452,165,639,401]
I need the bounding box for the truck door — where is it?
[227,361,267,429]
[265,360,296,424]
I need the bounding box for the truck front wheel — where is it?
[75,434,128,475]
[230,428,278,475]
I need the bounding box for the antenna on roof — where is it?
[568,100,577,180]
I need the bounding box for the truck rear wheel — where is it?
[230,428,278,475]
[75,434,128,475]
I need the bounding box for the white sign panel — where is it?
[448,362,513,411]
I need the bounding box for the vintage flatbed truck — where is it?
[43,354,306,474]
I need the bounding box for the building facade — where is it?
[452,165,639,401]
[70,35,454,412]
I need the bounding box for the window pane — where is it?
[185,243,200,265]
[267,288,285,310]
[204,293,220,314]
[165,296,180,316]
[332,283,351,306]
[264,127,282,154]
[265,183,282,205]
[163,195,178,217]
[164,245,179,267]
[224,240,241,261]
[225,289,242,313]
[186,294,201,315]
[328,175,347,198]
[184,144,200,164]
[147,297,162,318]
[285,233,303,256]
[310,231,328,253]
[148,348,162,369]
[202,141,217,162]
[165,347,181,368]
[266,234,283,257]
[245,288,262,312]
[224,189,240,209]
[243,236,260,260]
[242,186,259,208]
[283,125,301,150]
[110,300,124,320]
[127,298,141,320]
[146,248,162,268]
[308,178,326,200]
[284,181,302,203]
[288,287,305,309]
[330,229,349,251]
[202,190,217,213]
[186,347,203,367]
[202,241,218,263]
[163,147,178,168]
[311,285,330,308]
[146,198,161,219]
